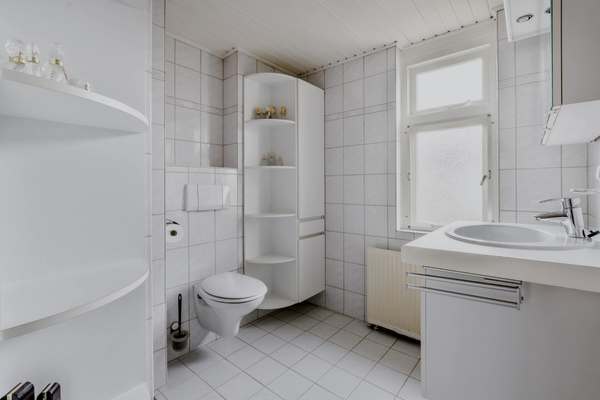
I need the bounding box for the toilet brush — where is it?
[170,293,189,352]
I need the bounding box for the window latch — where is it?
[480,170,491,186]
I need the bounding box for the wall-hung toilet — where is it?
[193,272,267,338]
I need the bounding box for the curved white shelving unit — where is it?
[0,69,148,133]
[245,118,295,128]
[245,212,296,219]
[246,255,296,264]
[0,261,148,341]
[259,294,296,310]
[245,165,296,170]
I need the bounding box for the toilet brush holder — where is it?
[170,293,188,352]
[169,326,189,352]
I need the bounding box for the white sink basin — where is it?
[446,223,582,250]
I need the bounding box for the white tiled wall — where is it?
[164,34,225,168]
[151,0,167,389]
[305,48,417,321]
[496,11,588,224]
[310,12,589,322]
[164,166,243,361]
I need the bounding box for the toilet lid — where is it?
[200,272,267,300]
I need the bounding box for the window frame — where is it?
[396,24,498,232]
[407,45,491,121]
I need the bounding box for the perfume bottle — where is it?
[24,42,41,76]
[42,43,68,83]
[3,38,26,72]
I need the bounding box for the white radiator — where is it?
[366,247,422,340]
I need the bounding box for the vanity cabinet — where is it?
[543,0,600,144]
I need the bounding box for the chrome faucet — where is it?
[535,196,597,239]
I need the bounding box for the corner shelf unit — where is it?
[243,73,325,310]
[0,69,148,132]
[0,261,148,342]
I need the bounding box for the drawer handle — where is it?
[407,284,522,309]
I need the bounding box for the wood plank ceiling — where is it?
[166,0,503,75]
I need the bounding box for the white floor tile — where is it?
[254,317,286,332]
[160,362,214,400]
[305,307,334,321]
[289,315,320,331]
[366,331,397,347]
[271,343,308,367]
[324,313,353,328]
[291,332,324,352]
[299,385,341,400]
[291,354,333,382]
[391,338,420,359]
[181,348,222,373]
[310,322,340,340]
[329,330,362,350]
[268,370,313,400]
[249,388,282,400]
[337,351,376,378]
[200,391,225,400]
[397,378,425,400]
[312,341,349,364]
[365,364,408,395]
[344,320,372,337]
[379,350,418,375]
[252,334,287,354]
[272,323,303,341]
[349,381,395,400]
[246,357,288,385]
[193,358,240,388]
[228,345,266,369]
[353,339,388,361]
[409,361,420,381]
[317,367,362,399]
[209,337,247,357]
[217,373,262,400]
[238,325,268,344]
[274,309,304,323]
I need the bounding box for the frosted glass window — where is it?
[414,58,483,112]
[412,124,484,227]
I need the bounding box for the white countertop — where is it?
[401,221,600,293]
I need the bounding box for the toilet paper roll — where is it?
[166,222,182,243]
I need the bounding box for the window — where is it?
[397,38,497,231]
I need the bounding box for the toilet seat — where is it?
[199,272,267,304]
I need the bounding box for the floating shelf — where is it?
[0,260,148,341]
[259,293,296,310]
[245,165,296,170]
[245,118,295,128]
[246,255,296,264]
[0,69,148,133]
[245,212,296,219]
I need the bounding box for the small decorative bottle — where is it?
[3,38,26,72]
[42,43,68,83]
[24,42,41,76]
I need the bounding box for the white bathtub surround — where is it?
[158,303,422,400]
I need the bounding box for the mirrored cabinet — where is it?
[542,0,600,145]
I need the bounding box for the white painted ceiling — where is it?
[166,0,503,75]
